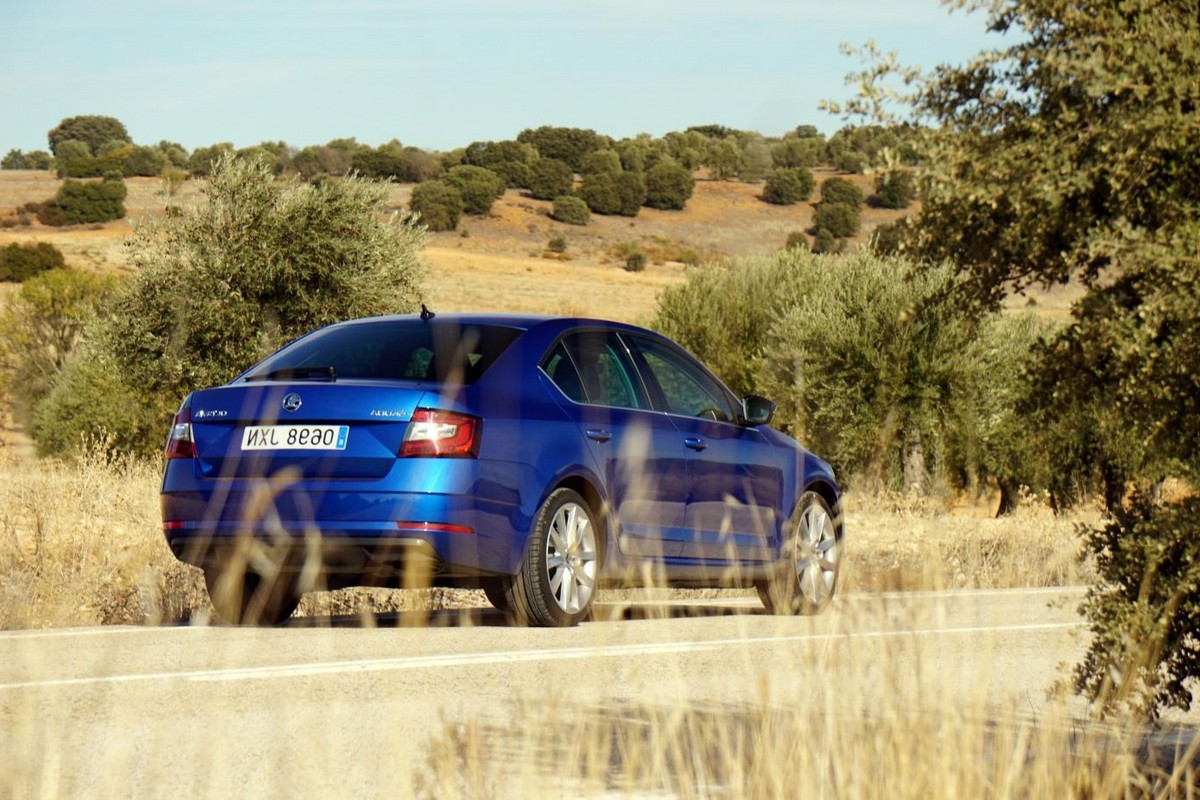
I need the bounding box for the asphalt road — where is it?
[0,587,1103,796]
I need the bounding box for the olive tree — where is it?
[829,0,1200,719]
[34,155,427,457]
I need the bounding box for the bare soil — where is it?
[0,169,918,324]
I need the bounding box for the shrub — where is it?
[580,150,622,177]
[551,195,590,226]
[613,172,647,216]
[410,181,464,232]
[819,177,864,207]
[123,145,168,177]
[785,231,809,251]
[812,202,861,238]
[36,177,127,226]
[462,140,538,189]
[0,268,117,423]
[36,155,428,458]
[653,252,991,491]
[187,143,235,176]
[644,159,695,210]
[736,141,773,182]
[811,228,844,254]
[873,169,917,209]
[870,218,913,256]
[762,168,816,205]
[624,252,648,272]
[834,150,869,174]
[0,242,67,282]
[528,159,575,201]
[47,115,130,157]
[441,165,504,215]
[578,173,620,215]
[2,149,54,170]
[547,236,567,253]
[516,126,606,172]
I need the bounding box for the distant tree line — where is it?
[3,115,921,234]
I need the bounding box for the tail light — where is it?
[164,410,195,459]
[400,409,481,457]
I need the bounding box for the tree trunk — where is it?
[903,429,927,494]
[995,477,1019,517]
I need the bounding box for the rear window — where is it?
[241,320,523,384]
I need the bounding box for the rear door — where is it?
[626,334,780,563]
[543,330,689,559]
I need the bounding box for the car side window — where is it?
[630,336,736,422]
[550,331,646,409]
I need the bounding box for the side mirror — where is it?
[742,395,776,427]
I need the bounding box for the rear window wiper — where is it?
[243,366,337,382]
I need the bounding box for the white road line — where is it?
[0,625,208,641]
[0,621,1080,692]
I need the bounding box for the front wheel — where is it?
[500,488,600,627]
[757,491,841,615]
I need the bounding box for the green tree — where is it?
[188,143,234,176]
[872,169,916,209]
[644,159,694,210]
[527,158,574,201]
[0,242,66,282]
[831,0,1200,719]
[551,195,590,226]
[410,180,464,231]
[47,115,130,157]
[0,268,117,423]
[32,155,428,457]
[441,165,504,215]
[580,149,622,177]
[463,140,538,188]
[812,202,860,238]
[736,140,773,182]
[762,168,816,205]
[819,176,864,207]
[123,145,168,177]
[516,126,606,172]
[36,176,127,225]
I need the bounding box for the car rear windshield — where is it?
[241,320,524,385]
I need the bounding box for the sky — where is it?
[0,0,1009,154]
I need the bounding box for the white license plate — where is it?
[240,425,349,451]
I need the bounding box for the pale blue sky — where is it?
[1,0,1006,154]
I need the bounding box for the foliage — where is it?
[516,126,606,172]
[812,202,860,239]
[580,150,622,177]
[463,140,538,189]
[736,141,773,182]
[811,227,844,255]
[872,169,916,209]
[869,217,914,257]
[546,236,567,254]
[762,168,816,205]
[187,143,234,176]
[819,177,864,207]
[0,269,117,423]
[528,158,575,201]
[350,142,410,182]
[30,155,428,457]
[829,0,1200,718]
[551,195,590,226]
[643,159,694,210]
[704,138,740,180]
[47,115,130,157]
[654,251,996,491]
[410,181,463,232]
[123,145,169,177]
[2,149,54,170]
[771,138,823,169]
[0,242,66,282]
[624,252,647,272]
[36,176,127,226]
[579,171,645,217]
[441,165,504,215]
[1075,494,1200,720]
[785,231,809,251]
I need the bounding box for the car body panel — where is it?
[160,312,842,595]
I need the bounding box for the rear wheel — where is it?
[204,565,300,626]
[757,491,841,615]
[501,488,599,627]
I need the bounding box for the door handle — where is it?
[684,437,707,451]
[586,428,613,443]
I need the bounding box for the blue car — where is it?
[161,312,843,626]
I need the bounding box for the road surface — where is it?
[0,587,1105,796]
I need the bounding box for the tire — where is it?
[757,491,841,615]
[204,565,300,626]
[479,577,512,615]
[503,488,600,627]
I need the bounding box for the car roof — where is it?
[333,311,642,333]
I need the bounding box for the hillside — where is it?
[0,169,904,324]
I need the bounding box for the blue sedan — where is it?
[161,312,843,626]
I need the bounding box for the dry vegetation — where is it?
[4,170,1189,798]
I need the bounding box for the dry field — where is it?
[6,170,1185,798]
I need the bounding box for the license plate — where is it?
[240,425,349,451]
